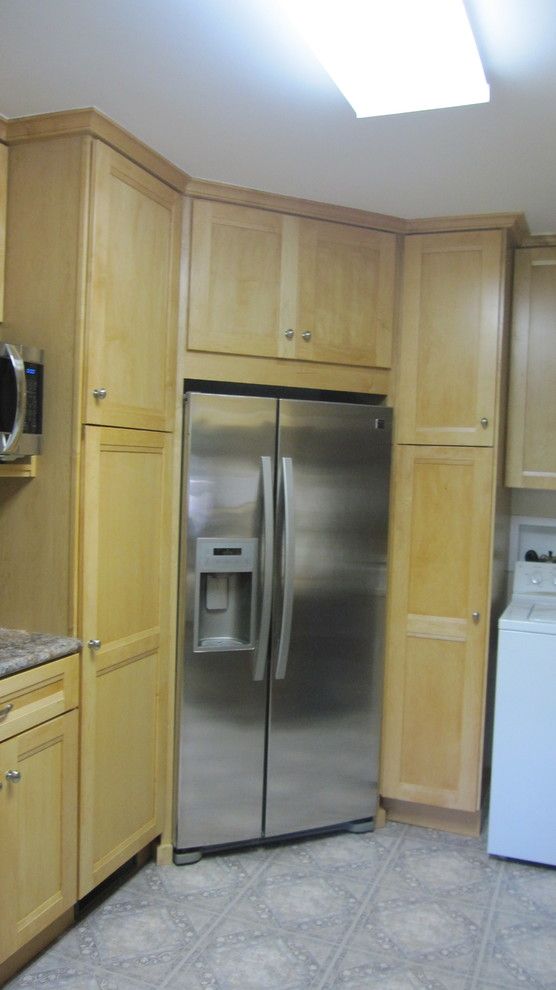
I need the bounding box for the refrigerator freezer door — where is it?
[266,400,392,836]
[175,392,276,851]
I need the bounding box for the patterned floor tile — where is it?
[496,860,556,919]
[322,947,470,989]
[164,922,336,990]
[475,908,556,988]
[5,953,149,990]
[266,829,401,881]
[7,823,556,989]
[348,893,486,974]
[231,869,369,942]
[372,841,502,906]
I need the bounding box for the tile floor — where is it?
[6,820,556,989]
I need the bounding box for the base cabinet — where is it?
[381,445,494,812]
[0,659,78,974]
[78,427,172,897]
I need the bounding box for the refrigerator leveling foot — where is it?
[173,849,203,865]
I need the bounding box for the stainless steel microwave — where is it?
[0,342,44,461]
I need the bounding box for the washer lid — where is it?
[500,600,556,634]
[530,603,556,624]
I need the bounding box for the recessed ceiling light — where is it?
[273,0,490,117]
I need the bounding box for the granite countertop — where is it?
[0,628,82,679]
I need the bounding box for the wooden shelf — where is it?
[0,456,37,478]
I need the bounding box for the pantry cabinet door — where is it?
[79,427,172,897]
[396,231,506,445]
[295,219,396,368]
[381,445,494,812]
[83,141,182,431]
[187,199,292,359]
[0,712,78,963]
[506,247,556,488]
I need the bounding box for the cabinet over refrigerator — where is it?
[174,389,392,862]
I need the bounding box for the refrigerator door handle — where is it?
[252,455,274,681]
[275,456,295,680]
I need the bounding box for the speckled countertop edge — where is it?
[0,628,81,679]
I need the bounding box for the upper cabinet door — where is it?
[295,218,396,368]
[187,199,397,371]
[506,247,556,489]
[396,231,506,446]
[84,142,182,431]
[0,142,7,323]
[187,200,289,359]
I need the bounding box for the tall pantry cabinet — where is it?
[1,121,183,896]
[381,227,514,833]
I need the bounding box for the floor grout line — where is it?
[314,824,409,990]
[465,857,506,990]
[158,842,287,989]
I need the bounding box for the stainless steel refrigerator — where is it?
[174,390,392,863]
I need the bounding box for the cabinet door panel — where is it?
[506,248,556,488]
[381,446,493,811]
[0,712,78,963]
[0,142,7,322]
[187,200,290,359]
[79,427,172,897]
[84,142,181,431]
[397,231,505,445]
[296,219,395,368]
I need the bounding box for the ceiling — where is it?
[1,0,556,233]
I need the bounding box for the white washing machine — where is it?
[488,560,556,865]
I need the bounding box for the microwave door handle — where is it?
[0,344,27,458]
[253,455,274,681]
[275,456,295,680]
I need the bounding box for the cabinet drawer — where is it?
[0,654,79,743]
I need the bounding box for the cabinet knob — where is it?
[284,329,294,340]
[93,388,108,400]
[88,638,102,650]
[472,611,480,623]
[5,769,21,783]
[480,417,489,429]
[0,703,13,721]
[301,331,312,341]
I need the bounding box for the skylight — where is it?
[274,0,490,118]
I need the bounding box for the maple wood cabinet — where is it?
[381,225,511,832]
[1,123,182,912]
[187,198,396,373]
[506,246,556,489]
[84,142,182,431]
[78,427,172,896]
[0,141,6,322]
[0,656,78,966]
[381,446,495,814]
[395,230,506,446]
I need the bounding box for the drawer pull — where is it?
[88,639,102,650]
[5,769,21,783]
[0,703,13,721]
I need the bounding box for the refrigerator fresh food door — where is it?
[266,400,392,836]
[175,392,277,851]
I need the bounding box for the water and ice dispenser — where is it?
[193,538,258,651]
